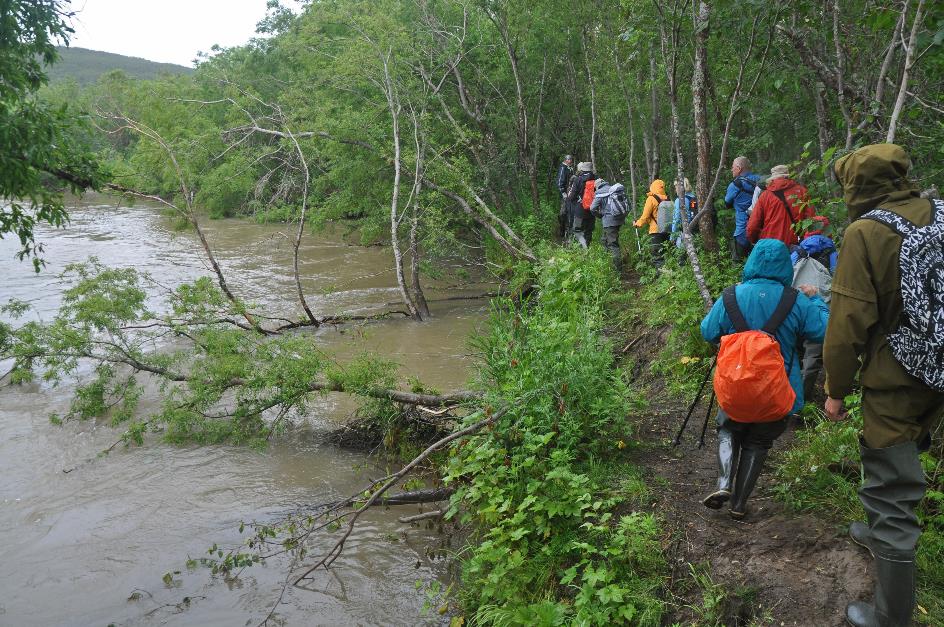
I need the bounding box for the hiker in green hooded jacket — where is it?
[823,143,944,627]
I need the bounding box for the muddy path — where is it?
[622,328,872,626]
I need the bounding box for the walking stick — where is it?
[672,356,716,446]
[630,207,643,253]
[697,388,716,449]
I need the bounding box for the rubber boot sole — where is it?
[702,490,731,509]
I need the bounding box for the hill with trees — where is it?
[47,46,193,84]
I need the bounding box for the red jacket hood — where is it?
[765,177,802,193]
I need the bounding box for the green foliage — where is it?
[629,247,740,397]
[445,247,665,625]
[0,261,402,447]
[0,1,106,268]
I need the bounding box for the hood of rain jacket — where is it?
[834,143,919,220]
[702,239,830,413]
[742,238,795,286]
[647,179,667,198]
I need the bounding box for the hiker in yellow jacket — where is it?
[635,179,669,265]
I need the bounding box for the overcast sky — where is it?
[65,1,302,67]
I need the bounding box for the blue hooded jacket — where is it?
[724,173,760,241]
[701,239,830,413]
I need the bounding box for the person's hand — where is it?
[797,284,818,298]
[824,397,846,421]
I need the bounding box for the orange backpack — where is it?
[581,179,596,210]
[713,286,797,423]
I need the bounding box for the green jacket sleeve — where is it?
[823,226,879,399]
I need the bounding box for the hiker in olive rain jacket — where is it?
[700,239,828,520]
[823,143,944,627]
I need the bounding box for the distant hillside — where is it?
[47,47,193,85]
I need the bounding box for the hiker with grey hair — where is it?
[747,164,815,246]
[725,156,760,259]
[556,155,574,238]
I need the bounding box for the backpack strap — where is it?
[721,286,750,333]
[771,189,798,222]
[860,208,917,237]
[734,176,755,195]
[761,287,799,336]
[932,199,944,225]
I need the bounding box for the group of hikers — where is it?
[557,143,944,627]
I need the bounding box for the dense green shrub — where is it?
[445,246,665,625]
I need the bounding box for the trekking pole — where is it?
[672,356,716,446]
[629,205,643,253]
[696,388,716,449]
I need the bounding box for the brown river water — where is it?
[0,194,489,626]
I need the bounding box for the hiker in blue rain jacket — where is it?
[700,239,829,519]
[725,156,761,260]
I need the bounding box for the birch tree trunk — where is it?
[582,33,598,167]
[409,113,430,318]
[691,0,718,252]
[887,0,926,144]
[813,82,831,157]
[648,52,661,178]
[615,53,639,213]
[381,52,421,321]
[832,0,854,149]
[655,0,714,312]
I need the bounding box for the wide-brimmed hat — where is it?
[577,161,593,173]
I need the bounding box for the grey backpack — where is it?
[608,184,629,218]
[656,200,674,233]
[861,198,944,391]
[792,256,832,303]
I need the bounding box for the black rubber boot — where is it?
[703,428,740,509]
[729,447,768,520]
[849,521,875,556]
[845,439,926,627]
[845,555,915,627]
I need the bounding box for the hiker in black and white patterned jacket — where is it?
[823,143,944,627]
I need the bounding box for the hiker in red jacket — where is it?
[746,165,815,247]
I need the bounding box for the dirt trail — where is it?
[623,330,872,626]
[635,411,871,625]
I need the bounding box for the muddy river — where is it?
[0,194,488,626]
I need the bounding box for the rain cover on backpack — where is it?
[861,198,944,391]
[713,286,798,422]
